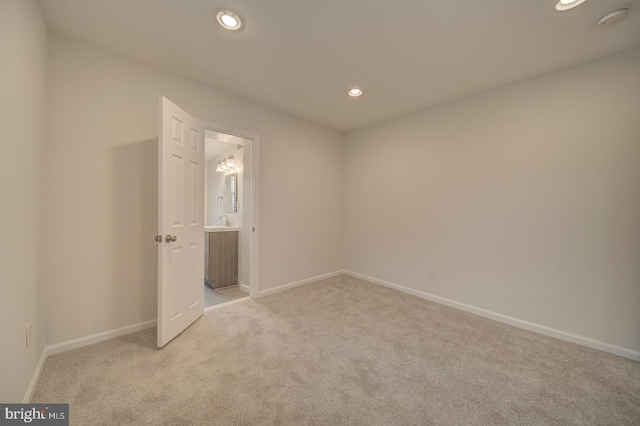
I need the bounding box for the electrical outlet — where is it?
[309,253,315,263]
[428,266,437,278]
[26,323,32,350]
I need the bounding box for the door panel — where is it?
[158,97,204,348]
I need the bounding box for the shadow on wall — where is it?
[110,139,158,329]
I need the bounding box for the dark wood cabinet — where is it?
[205,231,239,289]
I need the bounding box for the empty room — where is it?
[1,0,639,424]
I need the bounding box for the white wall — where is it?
[44,33,344,345]
[0,0,47,402]
[344,48,640,354]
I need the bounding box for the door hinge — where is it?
[155,235,162,243]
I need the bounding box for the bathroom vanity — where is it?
[204,226,239,289]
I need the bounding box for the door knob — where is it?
[165,235,177,243]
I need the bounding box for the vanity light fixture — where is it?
[348,88,363,97]
[215,155,236,172]
[555,0,587,11]
[216,10,243,30]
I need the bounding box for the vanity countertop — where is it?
[205,225,240,232]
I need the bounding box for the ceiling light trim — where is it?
[216,10,243,31]
[555,0,588,12]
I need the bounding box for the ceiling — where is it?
[39,0,640,132]
[205,129,248,162]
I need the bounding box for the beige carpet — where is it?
[33,275,640,425]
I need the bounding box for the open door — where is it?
[157,97,205,347]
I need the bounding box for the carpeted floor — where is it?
[33,275,640,425]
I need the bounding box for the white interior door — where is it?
[158,96,205,348]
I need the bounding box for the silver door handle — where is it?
[165,235,177,243]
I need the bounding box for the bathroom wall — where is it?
[344,48,640,355]
[206,144,243,228]
[206,143,249,285]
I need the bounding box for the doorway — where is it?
[158,97,260,347]
[202,125,259,310]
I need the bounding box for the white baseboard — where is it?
[239,283,250,293]
[23,319,157,402]
[22,347,49,403]
[23,269,638,403]
[46,319,157,356]
[344,270,640,362]
[257,270,344,297]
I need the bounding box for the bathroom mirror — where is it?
[224,173,237,213]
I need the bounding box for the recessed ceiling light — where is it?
[216,10,242,30]
[555,0,587,11]
[348,88,363,97]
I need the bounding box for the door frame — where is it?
[202,121,260,298]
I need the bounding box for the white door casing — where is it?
[158,97,204,347]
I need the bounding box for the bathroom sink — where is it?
[205,225,240,232]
